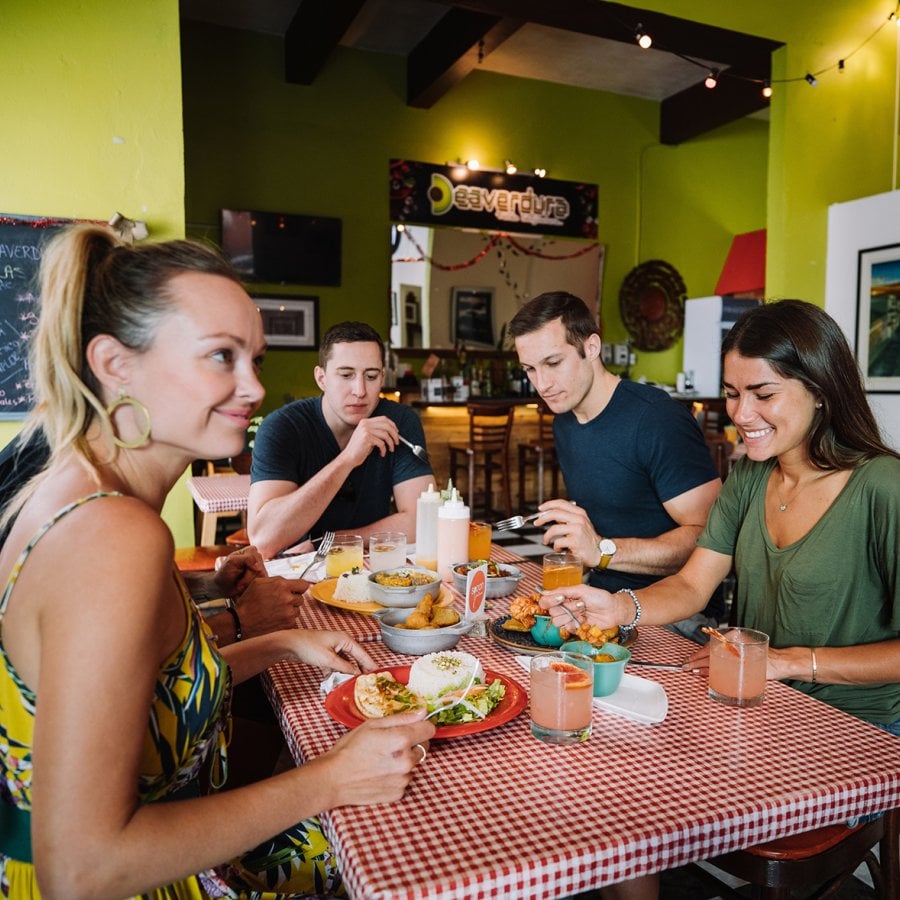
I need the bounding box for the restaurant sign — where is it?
[390,159,598,240]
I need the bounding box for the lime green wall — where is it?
[1,0,194,545]
[636,0,898,303]
[181,23,767,403]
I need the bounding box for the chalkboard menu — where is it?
[0,216,68,419]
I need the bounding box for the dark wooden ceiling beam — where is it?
[284,0,367,85]
[661,70,771,145]
[407,8,524,108]
[439,0,783,141]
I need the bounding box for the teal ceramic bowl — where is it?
[530,615,565,648]
[561,640,631,696]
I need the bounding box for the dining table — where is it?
[186,473,250,545]
[262,552,900,900]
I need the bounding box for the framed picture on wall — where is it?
[451,286,495,347]
[856,244,900,392]
[252,295,319,349]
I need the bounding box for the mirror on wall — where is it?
[390,225,604,350]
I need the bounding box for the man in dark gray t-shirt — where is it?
[248,322,433,558]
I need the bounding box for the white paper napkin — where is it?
[265,552,318,579]
[514,655,668,725]
[320,671,354,696]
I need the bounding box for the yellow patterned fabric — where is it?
[0,493,340,899]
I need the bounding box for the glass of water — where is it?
[368,532,407,572]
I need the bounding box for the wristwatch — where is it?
[595,537,617,570]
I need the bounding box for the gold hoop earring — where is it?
[106,389,152,449]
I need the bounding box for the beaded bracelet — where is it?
[615,588,642,630]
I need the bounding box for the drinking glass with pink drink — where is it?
[708,627,768,708]
[530,652,594,744]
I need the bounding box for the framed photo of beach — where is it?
[856,244,900,392]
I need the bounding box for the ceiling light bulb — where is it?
[704,69,719,89]
[533,167,547,178]
[762,81,773,99]
[504,160,517,174]
[635,25,652,49]
[466,159,480,170]
[805,73,818,86]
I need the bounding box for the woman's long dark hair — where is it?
[721,299,898,469]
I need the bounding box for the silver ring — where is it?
[413,742,427,765]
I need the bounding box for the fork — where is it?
[493,511,541,531]
[297,530,335,580]
[397,434,430,465]
[424,666,479,719]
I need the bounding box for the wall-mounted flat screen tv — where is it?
[221,209,342,286]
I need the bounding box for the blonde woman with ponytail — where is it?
[0,225,434,899]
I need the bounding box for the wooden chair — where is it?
[698,807,899,899]
[705,436,735,480]
[517,401,560,510]
[174,544,233,573]
[448,402,515,518]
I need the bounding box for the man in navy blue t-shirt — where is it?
[509,293,721,603]
[248,322,433,558]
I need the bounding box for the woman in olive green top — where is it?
[545,299,900,729]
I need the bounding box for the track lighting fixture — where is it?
[504,159,517,174]
[762,80,773,98]
[634,24,652,50]
[533,167,547,178]
[805,73,818,86]
[466,159,480,171]
[704,69,719,89]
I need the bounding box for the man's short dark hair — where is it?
[508,292,600,356]
[319,321,385,367]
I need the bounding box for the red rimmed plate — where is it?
[324,665,527,739]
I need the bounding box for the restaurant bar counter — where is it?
[264,557,900,900]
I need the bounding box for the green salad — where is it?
[429,679,506,725]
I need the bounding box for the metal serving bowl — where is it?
[367,566,442,608]
[372,606,474,655]
[450,562,525,598]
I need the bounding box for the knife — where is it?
[627,659,688,671]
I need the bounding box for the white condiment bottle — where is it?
[436,487,470,582]
[415,482,442,572]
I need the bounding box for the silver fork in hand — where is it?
[297,531,335,580]
[397,435,430,465]
[493,512,541,531]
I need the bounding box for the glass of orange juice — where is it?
[325,534,364,578]
[708,627,769,708]
[542,552,583,590]
[530,652,594,744]
[468,521,492,561]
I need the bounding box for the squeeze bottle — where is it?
[414,483,442,572]
[436,487,470,582]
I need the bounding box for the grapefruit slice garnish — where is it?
[549,660,592,689]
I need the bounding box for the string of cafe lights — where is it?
[626,2,900,98]
[449,159,548,178]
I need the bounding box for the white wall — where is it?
[825,190,900,450]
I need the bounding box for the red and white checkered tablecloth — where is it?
[186,474,250,513]
[264,626,900,900]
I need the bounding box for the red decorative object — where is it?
[716,229,766,296]
[619,259,687,351]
